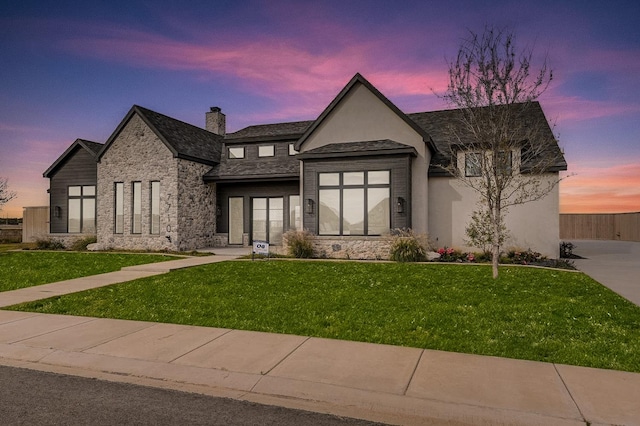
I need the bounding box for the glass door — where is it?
[252,197,283,244]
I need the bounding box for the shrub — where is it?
[389,229,428,262]
[69,236,97,251]
[560,241,575,258]
[283,229,315,258]
[436,247,471,262]
[34,237,65,250]
[505,249,547,265]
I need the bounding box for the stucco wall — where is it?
[428,174,561,258]
[97,114,179,251]
[298,83,431,233]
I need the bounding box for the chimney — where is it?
[205,106,226,135]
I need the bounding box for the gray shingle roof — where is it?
[408,101,567,175]
[98,105,223,166]
[226,121,312,141]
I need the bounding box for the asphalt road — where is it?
[0,365,386,425]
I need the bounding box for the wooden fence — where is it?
[560,213,640,241]
[22,206,49,243]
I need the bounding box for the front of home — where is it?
[44,73,567,258]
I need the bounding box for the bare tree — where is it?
[441,26,566,278]
[0,177,17,211]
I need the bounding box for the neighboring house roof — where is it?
[297,140,418,159]
[295,73,438,154]
[43,138,102,178]
[98,105,223,166]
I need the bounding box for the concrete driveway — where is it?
[570,239,640,306]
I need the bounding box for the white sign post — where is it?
[252,240,270,259]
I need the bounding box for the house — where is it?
[44,73,567,258]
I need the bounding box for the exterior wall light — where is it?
[305,198,315,214]
[396,197,405,214]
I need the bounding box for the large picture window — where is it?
[318,171,390,236]
[68,185,95,233]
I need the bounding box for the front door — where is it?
[252,197,283,245]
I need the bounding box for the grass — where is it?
[0,251,178,292]
[6,260,640,372]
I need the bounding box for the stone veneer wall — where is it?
[283,236,392,260]
[175,159,216,250]
[97,114,179,251]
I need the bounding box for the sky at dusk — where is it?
[1,0,639,217]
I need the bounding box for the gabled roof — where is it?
[294,73,437,154]
[98,105,222,166]
[297,140,417,159]
[43,138,102,178]
[409,102,568,176]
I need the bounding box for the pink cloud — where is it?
[561,163,640,213]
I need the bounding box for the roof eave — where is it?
[298,147,418,160]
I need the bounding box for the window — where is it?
[318,171,390,236]
[258,145,275,157]
[252,197,283,244]
[497,151,513,175]
[289,195,301,230]
[114,183,124,234]
[132,181,142,234]
[465,152,482,177]
[288,144,298,156]
[68,185,95,233]
[150,181,160,234]
[228,147,245,159]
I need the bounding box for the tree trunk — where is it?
[491,204,501,279]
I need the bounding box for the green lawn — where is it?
[6,260,640,372]
[0,251,177,291]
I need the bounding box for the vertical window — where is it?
[150,181,160,234]
[497,151,513,175]
[289,195,301,231]
[318,171,390,236]
[465,152,482,177]
[228,197,244,245]
[258,145,275,157]
[114,183,124,234]
[252,197,284,244]
[132,181,142,234]
[68,185,96,233]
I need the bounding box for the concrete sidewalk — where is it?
[0,254,239,308]
[1,252,639,425]
[1,311,639,426]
